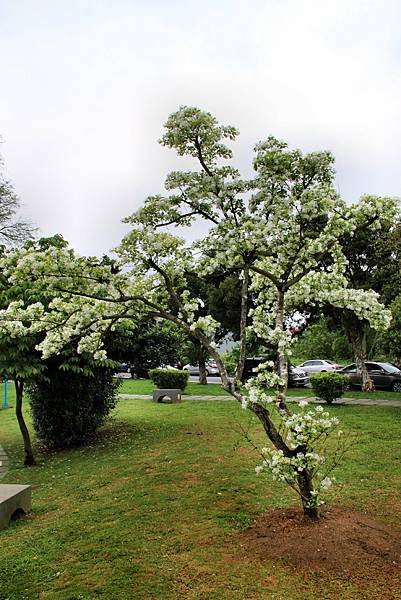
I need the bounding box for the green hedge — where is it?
[309,372,349,404]
[149,369,189,390]
[28,367,119,449]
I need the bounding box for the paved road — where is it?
[119,393,401,407]
[189,375,224,384]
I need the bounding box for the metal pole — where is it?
[2,375,9,409]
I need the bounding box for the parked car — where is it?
[183,362,220,376]
[113,363,132,379]
[242,357,266,381]
[340,361,401,391]
[242,357,308,387]
[289,365,309,387]
[296,359,341,374]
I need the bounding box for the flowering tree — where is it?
[0,236,122,464]
[0,107,395,517]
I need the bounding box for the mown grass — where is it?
[119,378,401,401]
[1,397,401,599]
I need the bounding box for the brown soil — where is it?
[240,506,401,595]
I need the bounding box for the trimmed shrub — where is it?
[149,368,189,390]
[28,367,119,449]
[309,372,349,404]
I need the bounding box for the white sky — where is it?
[1,0,400,255]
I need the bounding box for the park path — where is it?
[0,444,9,479]
[118,394,401,407]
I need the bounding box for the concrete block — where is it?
[153,388,182,403]
[0,484,31,530]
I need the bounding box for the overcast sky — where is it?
[1,0,400,255]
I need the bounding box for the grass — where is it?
[119,378,401,401]
[1,397,401,599]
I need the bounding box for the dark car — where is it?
[242,357,308,387]
[113,363,132,379]
[340,361,401,392]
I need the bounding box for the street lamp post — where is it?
[2,374,9,409]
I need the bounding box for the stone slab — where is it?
[152,388,182,403]
[0,484,31,530]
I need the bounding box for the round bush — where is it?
[28,367,119,449]
[149,368,189,390]
[309,372,349,404]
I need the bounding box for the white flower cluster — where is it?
[180,291,201,322]
[243,380,274,407]
[284,404,340,446]
[189,314,219,337]
[270,327,293,356]
[241,362,283,409]
[253,399,342,507]
[256,448,326,484]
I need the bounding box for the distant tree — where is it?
[179,271,242,384]
[0,150,35,244]
[292,317,352,362]
[324,219,401,390]
[109,319,187,377]
[208,273,242,340]
[378,296,401,365]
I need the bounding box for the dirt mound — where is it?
[241,506,401,586]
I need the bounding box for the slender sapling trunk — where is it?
[297,468,319,519]
[14,378,35,466]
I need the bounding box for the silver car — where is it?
[296,359,341,374]
[183,362,220,376]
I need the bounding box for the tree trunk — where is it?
[235,266,249,382]
[275,290,289,411]
[194,341,208,385]
[198,360,207,385]
[297,468,319,519]
[14,379,35,466]
[348,321,375,392]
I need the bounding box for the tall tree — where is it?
[327,219,401,390]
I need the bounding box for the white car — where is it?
[296,359,341,374]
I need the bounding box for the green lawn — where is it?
[119,378,401,401]
[1,398,401,599]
